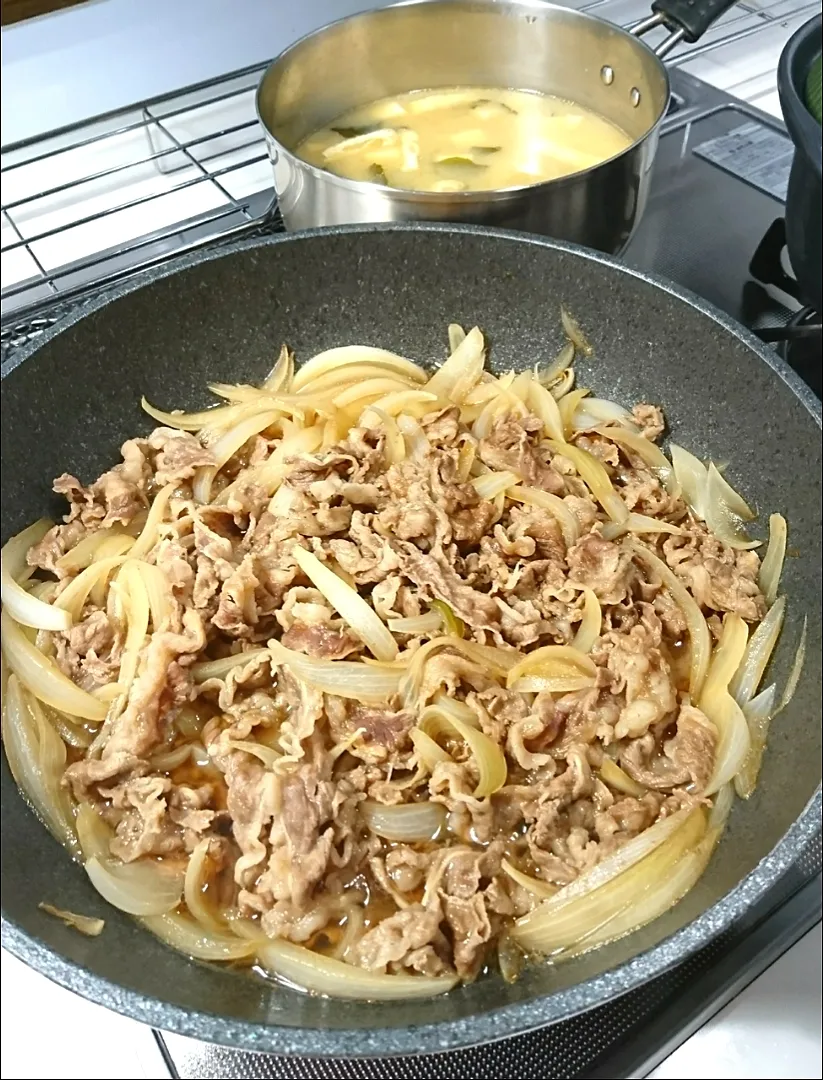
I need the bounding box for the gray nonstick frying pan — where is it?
[1,224,820,1056]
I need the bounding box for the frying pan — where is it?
[1,225,821,1056]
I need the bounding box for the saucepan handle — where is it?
[631,0,741,59]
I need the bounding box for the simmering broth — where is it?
[296,86,632,192]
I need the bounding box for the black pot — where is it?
[778,14,822,313]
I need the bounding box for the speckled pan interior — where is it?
[1,224,821,1057]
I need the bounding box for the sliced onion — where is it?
[76,802,114,860]
[149,743,193,771]
[333,377,420,410]
[184,839,225,931]
[257,939,458,1000]
[192,648,270,683]
[470,470,519,500]
[571,589,602,653]
[704,464,759,550]
[411,727,452,772]
[397,413,431,460]
[130,484,174,559]
[548,439,628,523]
[734,683,777,799]
[549,368,575,401]
[1,610,106,721]
[538,340,575,387]
[269,640,403,702]
[132,560,174,630]
[506,644,596,688]
[730,595,786,705]
[359,406,406,464]
[758,513,787,607]
[387,612,443,636]
[560,307,593,356]
[39,903,105,937]
[263,343,294,392]
[513,807,704,952]
[560,824,718,959]
[52,555,127,622]
[595,426,677,494]
[706,462,754,521]
[362,800,446,842]
[448,324,466,352]
[226,740,282,769]
[527,380,566,442]
[428,600,466,640]
[2,674,80,857]
[141,397,239,432]
[291,545,397,662]
[775,616,807,716]
[507,486,580,549]
[628,541,711,697]
[501,858,558,900]
[425,326,485,404]
[598,757,645,797]
[602,513,685,541]
[670,443,709,519]
[193,409,281,503]
[57,530,134,572]
[141,912,256,961]
[293,346,426,393]
[510,675,596,693]
[400,637,519,707]
[2,521,72,632]
[85,856,184,916]
[115,561,150,697]
[417,702,507,797]
[709,781,736,830]
[699,613,751,796]
[215,423,325,505]
[360,390,439,421]
[573,400,638,432]
[558,388,590,437]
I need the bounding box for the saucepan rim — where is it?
[1,222,820,1057]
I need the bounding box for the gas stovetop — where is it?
[2,63,821,1080]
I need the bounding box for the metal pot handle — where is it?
[630,0,742,58]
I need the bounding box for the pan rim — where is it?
[1,222,820,1057]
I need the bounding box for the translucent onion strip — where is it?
[571,589,602,653]
[699,613,751,796]
[734,684,777,799]
[142,913,256,961]
[85,857,184,917]
[573,400,637,432]
[448,323,466,352]
[291,545,397,661]
[52,555,127,622]
[400,637,520,706]
[132,560,174,631]
[39,903,104,937]
[507,486,580,548]
[292,346,426,392]
[548,439,628,523]
[1,610,107,721]
[670,443,708,519]
[527,380,566,442]
[704,464,759,550]
[263,344,294,392]
[601,514,685,541]
[539,340,575,387]
[775,616,807,715]
[193,409,281,503]
[184,839,225,931]
[387,612,442,636]
[501,858,558,900]
[258,939,458,1000]
[594,426,676,493]
[598,757,646,797]
[269,640,403,702]
[470,470,519,500]
[560,307,593,356]
[425,326,485,404]
[411,727,452,772]
[506,644,596,688]
[130,485,173,559]
[362,800,446,842]
[417,703,507,797]
[2,521,71,631]
[730,595,786,705]
[758,514,787,607]
[192,648,269,684]
[2,675,80,857]
[629,541,711,697]
[513,808,704,952]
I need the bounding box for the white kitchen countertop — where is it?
[1,2,821,1078]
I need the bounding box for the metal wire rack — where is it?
[1,0,814,354]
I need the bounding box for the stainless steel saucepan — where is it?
[256,0,739,253]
